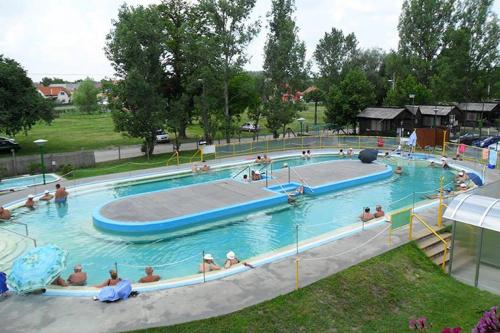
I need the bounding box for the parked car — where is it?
[240,122,260,132]
[155,129,170,144]
[452,132,481,145]
[475,136,500,148]
[0,137,20,153]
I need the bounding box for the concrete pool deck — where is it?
[94,160,390,233]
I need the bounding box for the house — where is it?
[357,107,415,135]
[37,86,71,104]
[417,105,463,129]
[457,102,500,127]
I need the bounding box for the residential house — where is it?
[357,107,415,135]
[457,102,500,127]
[417,105,463,129]
[37,86,71,104]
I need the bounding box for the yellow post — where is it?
[176,150,180,166]
[437,176,444,227]
[200,149,204,162]
[442,130,447,157]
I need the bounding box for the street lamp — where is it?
[297,117,305,136]
[33,139,48,185]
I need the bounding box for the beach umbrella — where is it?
[7,245,66,293]
[358,149,378,163]
[467,173,483,186]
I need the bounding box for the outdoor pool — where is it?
[0,174,59,191]
[2,154,455,285]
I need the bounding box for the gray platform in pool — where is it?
[98,160,388,224]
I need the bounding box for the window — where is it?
[370,120,382,131]
[467,112,478,121]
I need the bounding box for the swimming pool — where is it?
[0,174,59,191]
[1,154,456,286]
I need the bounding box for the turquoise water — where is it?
[2,155,455,285]
[0,174,59,191]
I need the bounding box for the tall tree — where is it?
[384,74,431,106]
[263,0,308,138]
[398,0,456,84]
[0,55,54,136]
[314,28,358,87]
[350,48,387,105]
[72,78,99,114]
[198,0,259,143]
[105,4,166,157]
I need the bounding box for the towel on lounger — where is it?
[96,280,132,302]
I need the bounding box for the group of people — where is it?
[301,150,312,159]
[255,154,272,164]
[339,148,354,158]
[199,251,247,273]
[359,205,385,222]
[192,164,210,173]
[0,183,68,220]
[51,265,161,288]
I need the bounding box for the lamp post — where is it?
[388,73,396,91]
[33,139,48,184]
[433,107,439,148]
[297,117,305,136]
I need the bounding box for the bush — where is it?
[28,162,42,175]
[58,164,74,177]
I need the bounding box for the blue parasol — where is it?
[7,245,67,293]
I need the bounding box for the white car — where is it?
[240,122,260,132]
[155,129,170,144]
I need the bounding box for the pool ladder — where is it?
[0,222,37,247]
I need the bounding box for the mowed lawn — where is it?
[134,244,500,333]
[9,104,327,156]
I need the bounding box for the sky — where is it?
[0,0,498,83]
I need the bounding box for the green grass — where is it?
[134,244,499,333]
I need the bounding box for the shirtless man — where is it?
[54,184,68,204]
[374,205,385,218]
[39,190,54,201]
[25,195,36,209]
[455,170,468,183]
[0,206,11,220]
[199,254,220,273]
[139,267,160,283]
[360,207,374,222]
[67,264,87,286]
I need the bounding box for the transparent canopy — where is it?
[443,194,500,232]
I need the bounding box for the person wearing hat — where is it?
[224,251,240,269]
[199,253,220,273]
[67,264,87,286]
[455,170,469,183]
[348,148,353,158]
[94,270,121,288]
[24,194,36,209]
[0,206,11,220]
[40,190,54,202]
[139,266,161,283]
[457,182,469,191]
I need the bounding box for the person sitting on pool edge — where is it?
[24,194,36,209]
[339,149,345,157]
[224,251,240,269]
[347,148,353,158]
[199,253,220,273]
[242,174,249,182]
[39,190,54,201]
[94,270,121,288]
[139,267,160,283]
[255,155,262,164]
[67,264,87,286]
[54,184,69,204]
[0,206,11,220]
[306,150,312,159]
[301,151,307,159]
[360,207,374,222]
[374,205,385,218]
[201,164,210,172]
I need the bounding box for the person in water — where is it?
[0,206,11,220]
[374,205,385,218]
[24,194,36,209]
[67,264,87,286]
[39,190,54,201]
[94,270,121,288]
[224,251,240,269]
[139,267,161,283]
[54,184,68,204]
[360,207,374,222]
[395,166,403,174]
[199,254,220,273]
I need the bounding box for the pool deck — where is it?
[94,160,391,233]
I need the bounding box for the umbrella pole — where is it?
[115,262,118,275]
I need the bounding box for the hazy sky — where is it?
[0,0,498,82]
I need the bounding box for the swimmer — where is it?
[224,251,240,269]
[339,149,345,157]
[254,170,262,180]
[199,253,220,273]
[347,148,353,158]
[191,164,200,173]
[301,151,306,159]
[255,155,262,164]
[0,206,11,220]
[455,170,468,183]
[374,205,385,218]
[263,154,272,164]
[39,190,54,201]
[243,174,249,182]
[360,207,374,222]
[25,194,35,209]
[201,164,210,172]
[54,184,68,204]
[306,150,311,159]
[395,166,403,174]
[139,267,160,283]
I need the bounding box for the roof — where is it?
[419,105,456,116]
[443,194,500,232]
[405,105,419,116]
[357,107,407,120]
[37,86,70,97]
[458,102,499,112]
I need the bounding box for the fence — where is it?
[0,150,95,177]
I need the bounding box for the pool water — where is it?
[2,155,455,285]
[0,174,59,191]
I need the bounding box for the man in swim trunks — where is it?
[139,267,160,283]
[54,184,68,203]
[67,264,87,286]
[39,190,54,201]
[0,206,11,220]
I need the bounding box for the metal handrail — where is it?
[0,226,37,247]
[8,221,29,236]
[411,213,448,270]
[166,150,180,166]
[232,165,250,179]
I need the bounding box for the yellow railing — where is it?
[410,213,449,271]
[165,150,180,166]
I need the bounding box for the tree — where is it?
[324,69,375,132]
[0,55,54,136]
[384,74,431,106]
[398,0,456,84]
[350,48,387,106]
[40,77,65,86]
[198,0,259,143]
[72,78,99,114]
[314,28,358,87]
[263,0,308,138]
[105,4,166,157]
[303,87,323,125]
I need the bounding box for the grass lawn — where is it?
[134,244,499,333]
[67,149,213,179]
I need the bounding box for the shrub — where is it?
[28,162,42,175]
[58,164,74,177]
